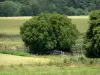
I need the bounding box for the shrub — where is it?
[20,13,78,54]
[84,10,100,58]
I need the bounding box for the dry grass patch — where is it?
[0,54,51,65]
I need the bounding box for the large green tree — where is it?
[20,13,78,54]
[84,10,100,58]
[0,1,21,16]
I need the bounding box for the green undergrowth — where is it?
[0,50,30,56]
[40,55,100,67]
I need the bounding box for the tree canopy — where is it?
[0,0,100,16]
[20,13,78,54]
[84,10,100,58]
[0,1,21,16]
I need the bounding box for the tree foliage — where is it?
[84,10,100,58]
[20,13,78,54]
[0,0,100,16]
[0,1,21,16]
[20,5,33,16]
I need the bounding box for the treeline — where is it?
[0,0,100,16]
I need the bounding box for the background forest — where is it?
[0,0,100,16]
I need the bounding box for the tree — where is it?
[20,13,78,54]
[0,1,21,16]
[20,4,40,16]
[20,5,33,16]
[30,4,40,16]
[37,0,55,13]
[84,10,100,58]
[9,0,31,5]
[1,0,100,16]
[0,0,4,2]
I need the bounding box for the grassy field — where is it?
[70,16,89,33]
[0,54,51,65]
[0,54,100,75]
[0,16,89,34]
[0,16,99,75]
[0,17,30,34]
[0,53,100,66]
[0,16,89,48]
[0,66,100,75]
[0,16,89,52]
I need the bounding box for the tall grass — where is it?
[0,53,100,67]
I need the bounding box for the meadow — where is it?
[0,17,31,34]
[0,16,89,34]
[0,66,100,75]
[0,16,89,45]
[0,16,100,75]
[0,53,100,75]
[0,16,89,51]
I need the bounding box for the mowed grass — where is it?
[0,16,89,34]
[0,17,31,34]
[0,66,100,75]
[70,16,89,33]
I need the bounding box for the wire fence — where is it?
[0,44,85,56]
[0,33,85,56]
[0,44,26,51]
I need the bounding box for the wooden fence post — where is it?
[16,46,18,51]
[4,45,6,50]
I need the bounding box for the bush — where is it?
[20,13,78,54]
[84,10,100,58]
